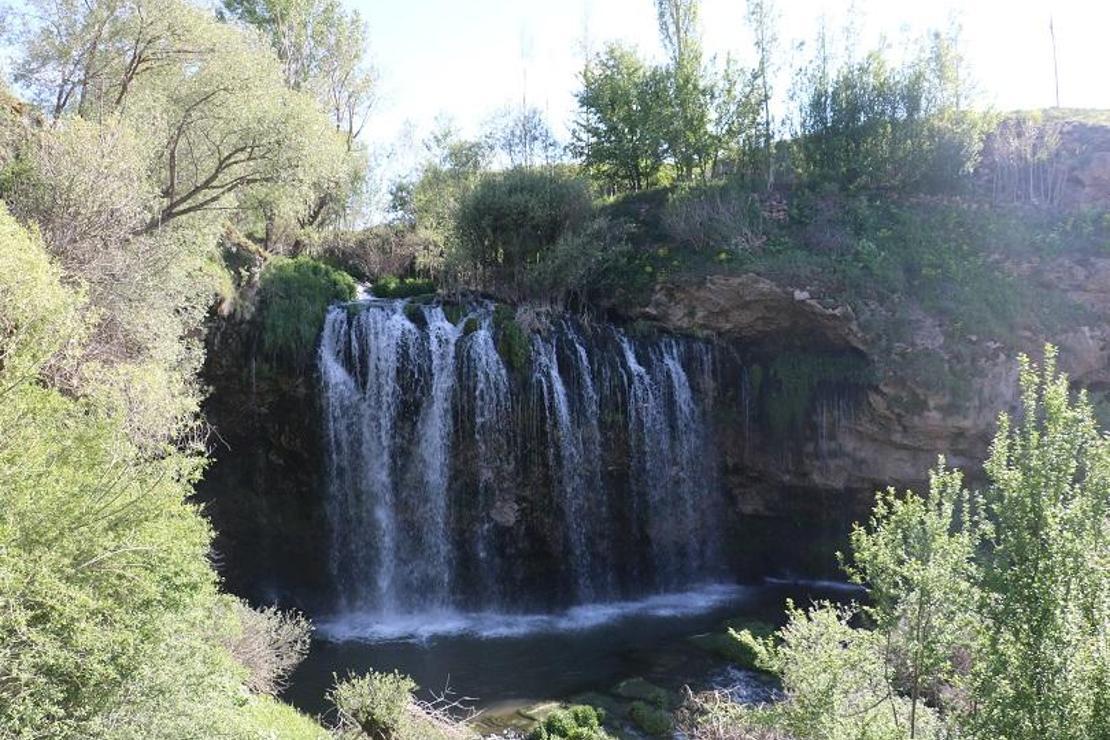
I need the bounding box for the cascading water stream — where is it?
[318,298,730,623]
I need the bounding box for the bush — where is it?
[330,670,417,739]
[791,32,990,193]
[222,600,312,696]
[527,704,612,740]
[663,183,765,253]
[311,225,440,281]
[520,217,633,304]
[372,274,436,299]
[257,256,356,363]
[453,168,592,290]
[0,206,328,738]
[329,670,475,740]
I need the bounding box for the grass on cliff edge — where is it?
[603,187,1106,349]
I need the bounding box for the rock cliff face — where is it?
[627,255,1110,516]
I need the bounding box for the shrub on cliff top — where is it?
[452,168,593,296]
[257,256,356,363]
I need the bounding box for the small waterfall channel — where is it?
[317,298,728,627]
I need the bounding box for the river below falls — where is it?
[283,579,860,727]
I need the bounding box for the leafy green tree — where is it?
[844,464,980,737]
[220,0,377,151]
[390,118,493,268]
[739,602,946,739]
[790,26,988,192]
[0,206,322,738]
[570,43,667,192]
[13,0,362,241]
[969,348,1110,739]
[654,0,700,68]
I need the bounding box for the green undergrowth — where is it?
[601,185,1106,348]
[372,274,436,298]
[628,701,672,736]
[257,256,356,365]
[527,704,612,740]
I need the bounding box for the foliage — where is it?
[310,224,440,282]
[452,167,593,298]
[493,305,531,372]
[330,670,418,739]
[13,0,360,246]
[761,351,872,437]
[739,602,947,739]
[843,465,980,736]
[712,349,1110,739]
[220,0,376,232]
[969,347,1110,739]
[570,43,669,193]
[790,25,991,193]
[513,217,633,305]
[663,182,764,252]
[527,704,613,740]
[455,168,592,270]
[0,208,322,738]
[328,670,475,740]
[221,600,313,696]
[257,255,356,363]
[629,701,673,736]
[390,119,493,261]
[372,274,436,299]
[490,105,561,168]
[982,113,1069,207]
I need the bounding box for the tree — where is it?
[0,206,322,737]
[844,465,980,737]
[653,0,714,182]
[745,0,778,189]
[491,105,560,169]
[221,0,377,152]
[13,0,353,234]
[789,27,987,192]
[725,348,1110,740]
[970,348,1110,739]
[654,0,700,68]
[570,43,667,192]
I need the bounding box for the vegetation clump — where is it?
[526,704,612,740]
[761,351,872,437]
[629,701,673,736]
[493,304,532,372]
[329,670,476,740]
[372,274,437,299]
[686,347,1110,740]
[257,256,356,364]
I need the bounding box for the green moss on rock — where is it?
[493,305,531,371]
[611,677,673,709]
[628,701,673,737]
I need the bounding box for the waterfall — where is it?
[318,299,728,617]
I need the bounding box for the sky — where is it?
[351,0,1109,180]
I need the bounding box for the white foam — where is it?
[763,576,866,594]
[316,583,748,643]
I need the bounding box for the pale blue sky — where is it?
[352,0,1108,163]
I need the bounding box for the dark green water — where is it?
[284,579,860,718]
